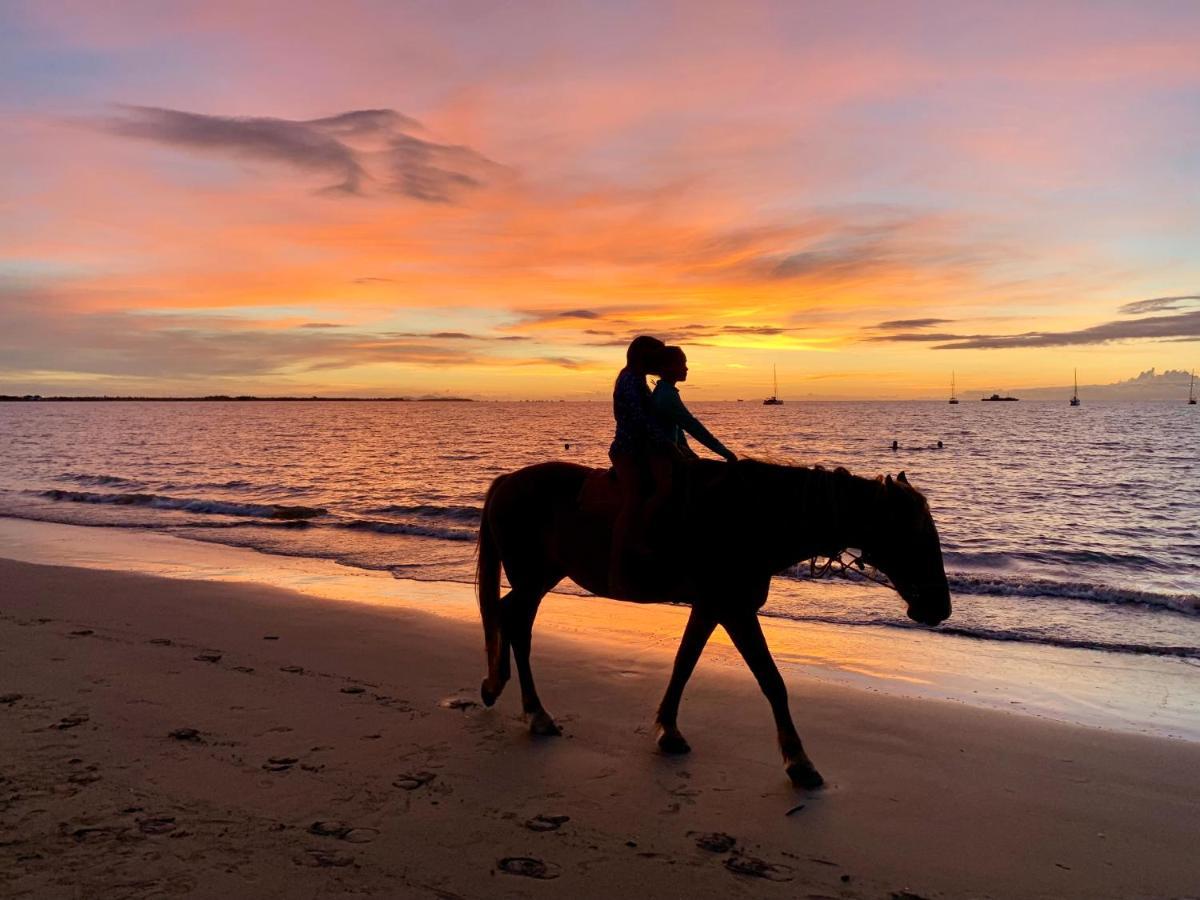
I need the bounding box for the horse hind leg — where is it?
[504,587,560,736]
[480,612,511,707]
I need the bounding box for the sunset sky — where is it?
[2,1,1198,399]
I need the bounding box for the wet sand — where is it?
[3,556,1200,898]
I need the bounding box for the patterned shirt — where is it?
[610,368,673,458]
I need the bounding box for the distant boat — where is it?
[981,393,1019,402]
[1070,369,1081,407]
[1190,370,1196,405]
[763,366,783,405]
[948,371,959,405]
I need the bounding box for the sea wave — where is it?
[944,572,1199,616]
[335,517,476,542]
[943,547,1182,573]
[757,608,1200,660]
[59,472,146,489]
[774,557,1198,617]
[38,489,325,521]
[368,503,482,522]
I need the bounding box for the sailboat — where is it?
[1189,370,1196,405]
[1070,369,1081,406]
[948,371,959,405]
[763,365,783,405]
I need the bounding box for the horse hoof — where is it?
[529,712,562,737]
[480,678,500,707]
[786,758,825,790]
[656,728,691,755]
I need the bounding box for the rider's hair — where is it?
[625,335,667,373]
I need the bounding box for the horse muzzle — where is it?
[903,583,952,627]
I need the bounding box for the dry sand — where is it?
[2,557,1199,899]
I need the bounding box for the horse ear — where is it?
[885,474,893,486]
[897,471,909,484]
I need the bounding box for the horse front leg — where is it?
[722,610,824,789]
[655,606,717,754]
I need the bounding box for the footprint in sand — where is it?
[295,848,354,868]
[0,693,22,705]
[691,832,737,853]
[438,696,478,711]
[51,714,89,730]
[523,814,570,832]
[262,756,299,772]
[68,770,102,785]
[168,728,204,743]
[280,665,305,674]
[263,635,280,641]
[723,854,794,882]
[232,666,255,674]
[392,772,437,790]
[67,825,121,843]
[138,816,178,836]
[497,857,561,880]
[69,629,94,637]
[308,821,379,843]
[194,652,223,663]
[148,638,173,646]
[340,686,366,695]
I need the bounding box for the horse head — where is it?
[861,471,951,627]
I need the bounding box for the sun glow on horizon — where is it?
[1,2,1197,399]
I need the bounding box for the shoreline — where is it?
[1,516,1197,742]
[3,553,1200,897]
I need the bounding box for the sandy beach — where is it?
[3,547,1200,899]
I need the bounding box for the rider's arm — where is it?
[655,386,736,461]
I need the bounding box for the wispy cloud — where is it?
[95,105,497,201]
[868,305,1200,349]
[871,318,953,331]
[930,309,1200,349]
[0,288,574,382]
[863,291,1200,350]
[1117,294,1200,315]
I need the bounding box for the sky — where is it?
[1,0,1198,399]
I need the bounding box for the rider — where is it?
[608,335,676,595]
[652,346,738,463]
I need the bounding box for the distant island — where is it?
[0,395,474,403]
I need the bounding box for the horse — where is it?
[475,458,951,788]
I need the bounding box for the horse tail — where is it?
[477,475,509,706]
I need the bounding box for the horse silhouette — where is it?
[476,459,951,788]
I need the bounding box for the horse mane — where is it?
[735,457,927,505]
[733,457,877,491]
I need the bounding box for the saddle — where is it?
[575,466,623,518]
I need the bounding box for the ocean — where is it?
[1,399,1197,663]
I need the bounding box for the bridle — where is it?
[799,467,894,590]
[807,547,893,589]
